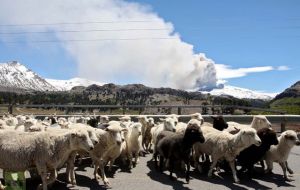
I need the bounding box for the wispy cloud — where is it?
[277,65,290,71]
[215,64,289,79]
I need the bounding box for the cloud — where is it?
[215,64,275,79]
[277,65,290,71]
[0,0,217,90]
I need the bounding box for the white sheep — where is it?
[0,129,94,190]
[225,115,271,134]
[151,117,177,155]
[265,130,300,180]
[190,112,204,124]
[138,116,155,152]
[193,126,261,183]
[88,122,126,187]
[176,118,204,134]
[121,122,142,168]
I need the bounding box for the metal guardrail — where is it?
[0,104,286,114]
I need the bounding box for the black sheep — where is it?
[156,124,205,183]
[211,115,228,131]
[237,128,278,177]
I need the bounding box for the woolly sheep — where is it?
[151,117,177,155]
[193,127,261,183]
[265,130,300,180]
[121,122,142,168]
[225,115,271,134]
[0,129,94,190]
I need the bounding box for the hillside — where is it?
[270,81,300,114]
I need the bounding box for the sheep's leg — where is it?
[93,161,101,181]
[169,159,175,181]
[36,164,48,190]
[185,159,190,183]
[193,151,201,173]
[128,152,133,169]
[46,169,57,186]
[66,152,77,185]
[108,159,114,172]
[208,157,218,178]
[279,162,289,180]
[134,152,140,165]
[228,161,240,183]
[159,156,164,173]
[99,160,110,186]
[286,161,294,174]
[265,159,273,174]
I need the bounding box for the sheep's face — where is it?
[184,124,205,144]
[212,116,228,131]
[164,118,177,132]
[241,129,262,146]
[71,130,94,151]
[147,118,155,128]
[282,131,299,147]
[130,123,142,136]
[253,116,272,129]
[258,128,278,146]
[191,113,204,125]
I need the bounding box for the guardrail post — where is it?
[122,106,126,114]
[177,107,182,115]
[8,104,13,114]
[281,115,286,133]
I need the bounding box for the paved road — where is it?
[1,146,300,190]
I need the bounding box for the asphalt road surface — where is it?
[1,146,300,190]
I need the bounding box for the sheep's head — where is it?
[130,123,142,136]
[161,117,176,132]
[70,129,94,151]
[100,116,109,124]
[281,130,300,147]
[119,116,131,122]
[239,128,262,147]
[184,122,205,144]
[147,117,155,128]
[252,115,272,129]
[105,124,126,146]
[257,128,278,146]
[211,115,228,131]
[191,113,204,125]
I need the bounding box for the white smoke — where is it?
[0,0,218,90]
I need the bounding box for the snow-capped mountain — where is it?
[0,61,57,91]
[0,61,277,100]
[46,78,104,91]
[200,85,278,100]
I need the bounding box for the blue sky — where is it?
[0,0,299,93]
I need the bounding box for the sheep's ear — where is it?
[159,118,165,122]
[121,128,128,132]
[71,132,78,137]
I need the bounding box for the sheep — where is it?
[236,128,278,177]
[193,127,261,183]
[99,115,110,124]
[156,122,205,183]
[190,112,204,124]
[138,116,155,152]
[88,123,127,187]
[225,115,272,134]
[265,130,300,180]
[121,122,142,168]
[0,129,94,190]
[176,118,204,134]
[151,117,177,156]
[211,115,228,131]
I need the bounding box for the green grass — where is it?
[270,97,300,114]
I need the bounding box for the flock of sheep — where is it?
[0,113,300,190]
